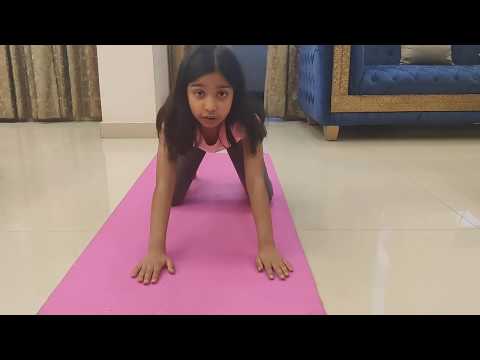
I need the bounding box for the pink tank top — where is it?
[196,121,246,153]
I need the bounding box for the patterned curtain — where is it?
[264,45,304,119]
[0,45,101,122]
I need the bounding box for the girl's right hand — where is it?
[130,252,175,285]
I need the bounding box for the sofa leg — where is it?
[323,125,340,141]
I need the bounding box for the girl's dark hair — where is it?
[156,45,267,161]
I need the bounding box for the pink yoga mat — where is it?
[39,153,326,315]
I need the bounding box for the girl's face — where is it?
[187,72,234,129]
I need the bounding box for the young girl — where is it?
[130,45,293,285]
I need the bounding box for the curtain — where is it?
[264,45,304,119]
[0,45,101,122]
[167,45,192,91]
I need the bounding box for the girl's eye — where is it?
[194,90,205,97]
[218,91,229,98]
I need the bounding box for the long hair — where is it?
[156,45,267,161]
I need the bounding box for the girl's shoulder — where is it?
[231,121,246,142]
[230,113,263,142]
[253,113,262,123]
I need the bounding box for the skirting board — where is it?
[101,123,157,138]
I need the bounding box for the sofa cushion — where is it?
[350,65,480,95]
[362,45,480,65]
[401,45,453,65]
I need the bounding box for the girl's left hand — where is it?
[256,246,294,280]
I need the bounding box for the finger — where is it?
[130,263,141,278]
[151,264,161,284]
[265,264,274,280]
[256,257,264,272]
[143,266,154,285]
[137,265,146,283]
[166,258,175,274]
[274,266,285,280]
[284,260,294,272]
[280,264,290,278]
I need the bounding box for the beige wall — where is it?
[97,45,169,137]
[152,45,170,112]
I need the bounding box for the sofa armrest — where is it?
[297,45,334,123]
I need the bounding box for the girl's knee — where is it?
[266,178,273,204]
[268,189,273,205]
[171,194,185,207]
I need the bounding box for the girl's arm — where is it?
[148,128,177,254]
[243,139,274,249]
[131,127,177,284]
[242,138,293,280]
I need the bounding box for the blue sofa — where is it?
[297,45,480,140]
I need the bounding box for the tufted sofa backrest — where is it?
[452,45,480,65]
[364,45,400,65]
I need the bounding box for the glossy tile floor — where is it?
[1,121,480,315]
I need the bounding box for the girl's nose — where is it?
[204,98,217,112]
